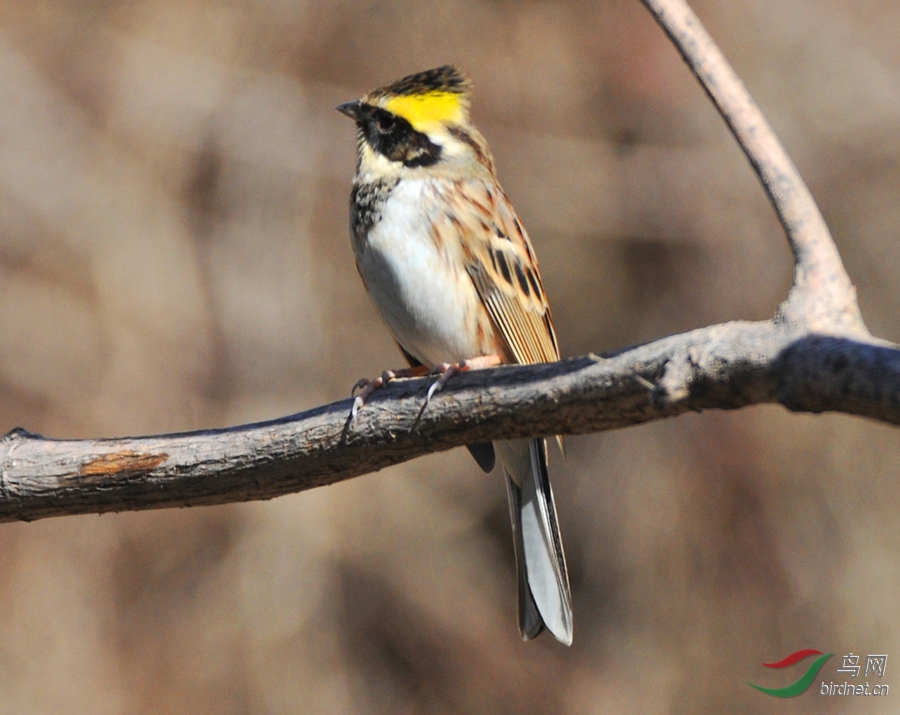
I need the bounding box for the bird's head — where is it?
[337,66,494,177]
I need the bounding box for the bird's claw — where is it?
[426,362,459,403]
[351,356,500,419]
[424,354,504,403]
[351,378,371,397]
[350,373,390,419]
[350,395,364,420]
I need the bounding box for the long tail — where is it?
[496,438,572,645]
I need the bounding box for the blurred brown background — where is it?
[0,0,898,713]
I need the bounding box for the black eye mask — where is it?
[359,105,443,168]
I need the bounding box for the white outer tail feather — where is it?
[496,438,573,645]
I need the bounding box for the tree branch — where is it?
[2,321,898,523]
[640,0,865,332]
[1,0,897,523]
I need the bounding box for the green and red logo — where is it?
[747,649,834,698]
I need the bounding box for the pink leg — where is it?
[426,354,503,402]
[351,365,430,418]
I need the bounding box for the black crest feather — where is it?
[374,65,470,98]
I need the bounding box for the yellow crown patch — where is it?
[383,91,465,131]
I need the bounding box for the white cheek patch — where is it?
[359,143,403,180]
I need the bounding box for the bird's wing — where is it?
[433,179,559,366]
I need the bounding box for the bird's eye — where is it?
[375,113,396,133]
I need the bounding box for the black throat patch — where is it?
[350,177,399,248]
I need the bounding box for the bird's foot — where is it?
[425,354,503,403]
[350,365,430,419]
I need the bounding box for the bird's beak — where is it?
[336,100,364,121]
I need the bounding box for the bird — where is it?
[336,65,572,645]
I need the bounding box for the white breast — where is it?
[354,180,483,367]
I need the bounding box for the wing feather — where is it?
[433,179,559,366]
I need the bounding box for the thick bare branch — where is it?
[2,322,899,523]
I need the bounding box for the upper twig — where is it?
[640,0,866,332]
